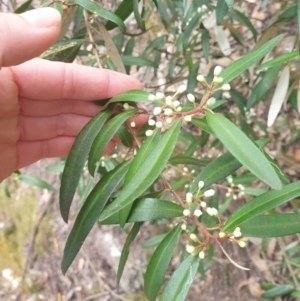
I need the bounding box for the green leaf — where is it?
[100,198,183,224]
[217,35,282,86]
[191,118,214,135]
[201,29,210,63]
[223,180,300,232]
[99,120,182,225]
[60,108,112,223]
[189,152,241,194]
[142,232,168,249]
[239,214,300,237]
[117,222,142,286]
[160,255,200,301]
[243,187,267,196]
[18,174,54,191]
[206,113,281,190]
[183,13,201,49]
[61,160,131,274]
[224,0,234,8]
[115,125,133,148]
[169,155,207,166]
[88,109,137,175]
[106,90,161,105]
[216,0,229,25]
[229,9,257,41]
[105,0,133,30]
[14,0,33,13]
[144,224,182,301]
[247,65,282,108]
[133,0,146,31]
[69,0,126,31]
[298,0,300,49]
[122,56,158,68]
[258,50,300,71]
[261,284,294,299]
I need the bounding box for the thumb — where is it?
[0,8,62,67]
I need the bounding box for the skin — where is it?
[0,8,144,182]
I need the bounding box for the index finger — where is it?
[11,58,143,101]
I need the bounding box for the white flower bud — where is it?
[204,189,215,197]
[207,97,216,106]
[173,100,180,107]
[186,245,195,253]
[186,192,193,203]
[199,250,205,259]
[233,227,242,238]
[221,83,231,91]
[183,209,190,216]
[196,74,205,82]
[148,119,156,126]
[184,115,192,122]
[201,4,207,11]
[190,234,198,242]
[198,181,204,189]
[206,207,218,216]
[176,106,182,112]
[148,94,156,101]
[155,92,165,100]
[219,231,226,238]
[184,184,189,188]
[156,121,163,128]
[165,96,173,106]
[216,77,224,83]
[164,108,173,116]
[214,65,223,76]
[183,167,188,172]
[166,117,173,124]
[145,130,153,137]
[181,224,187,230]
[200,201,206,208]
[197,7,202,13]
[194,209,202,217]
[130,121,136,128]
[177,85,186,93]
[123,103,130,110]
[237,240,246,248]
[153,107,162,115]
[187,93,195,102]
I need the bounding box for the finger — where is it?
[20,97,102,117]
[16,137,116,170]
[12,58,143,101]
[18,114,92,141]
[0,8,61,67]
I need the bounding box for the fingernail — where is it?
[21,7,61,28]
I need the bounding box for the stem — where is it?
[83,10,103,69]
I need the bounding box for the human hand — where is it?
[0,8,144,182]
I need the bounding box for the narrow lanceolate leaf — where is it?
[168,155,207,166]
[192,117,214,135]
[217,35,282,87]
[61,160,131,274]
[257,50,300,71]
[267,66,290,127]
[106,90,161,106]
[88,109,136,175]
[239,214,300,237]
[99,120,182,225]
[117,130,160,222]
[223,180,300,232]
[19,174,54,191]
[216,0,229,25]
[298,0,300,48]
[133,0,146,31]
[189,152,241,194]
[117,222,142,286]
[100,198,183,224]
[160,255,200,301]
[214,25,231,56]
[261,284,294,299]
[144,224,182,301]
[68,0,126,31]
[122,56,158,69]
[206,113,281,190]
[60,108,112,223]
